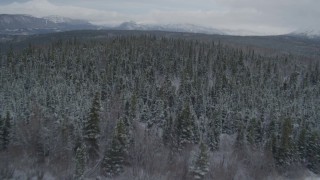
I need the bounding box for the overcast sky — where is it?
[0,0,319,35]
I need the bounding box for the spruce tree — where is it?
[175,103,198,148]
[297,127,307,161]
[246,118,262,146]
[190,142,209,179]
[75,144,86,179]
[1,111,11,150]
[207,117,220,151]
[278,118,293,166]
[130,93,137,120]
[0,115,2,149]
[255,119,262,144]
[234,120,245,149]
[306,131,320,173]
[247,118,256,145]
[266,119,276,141]
[163,116,174,147]
[101,118,128,177]
[271,133,278,157]
[265,119,278,156]
[84,93,101,160]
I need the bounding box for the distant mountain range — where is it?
[1,14,320,39]
[289,29,320,39]
[0,14,227,35]
[0,14,98,35]
[115,21,226,35]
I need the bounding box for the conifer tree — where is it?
[123,101,131,131]
[247,118,256,145]
[297,127,307,161]
[266,119,276,140]
[246,118,262,146]
[101,118,128,177]
[84,93,100,160]
[1,111,11,150]
[162,116,177,148]
[163,116,174,147]
[129,93,137,120]
[175,103,198,148]
[270,133,278,157]
[206,116,220,151]
[234,120,245,149]
[75,144,86,179]
[278,118,293,166]
[190,142,209,179]
[255,119,262,144]
[265,119,278,154]
[0,115,2,149]
[306,131,320,173]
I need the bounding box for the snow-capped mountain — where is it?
[43,15,89,25]
[115,21,226,35]
[0,14,56,29]
[117,21,148,30]
[0,14,264,36]
[289,29,320,39]
[162,23,225,35]
[0,14,97,35]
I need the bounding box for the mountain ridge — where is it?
[114,21,226,35]
[0,14,97,35]
[1,14,320,39]
[0,14,253,36]
[289,29,320,39]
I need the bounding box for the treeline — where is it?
[0,35,320,179]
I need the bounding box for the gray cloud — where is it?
[0,0,318,35]
[215,0,320,29]
[0,0,29,4]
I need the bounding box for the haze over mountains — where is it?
[1,14,319,38]
[0,14,227,35]
[0,14,97,35]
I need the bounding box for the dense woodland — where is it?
[0,34,320,179]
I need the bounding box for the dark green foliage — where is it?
[247,118,256,145]
[163,116,174,147]
[190,142,209,179]
[75,144,86,179]
[129,94,137,120]
[277,118,294,166]
[83,93,100,160]
[175,103,198,148]
[220,109,228,134]
[1,111,11,150]
[1,32,320,177]
[0,115,2,133]
[234,121,245,149]
[267,120,277,140]
[247,118,262,146]
[306,131,320,173]
[101,118,128,177]
[0,115,2,149]
[206,112,220,151]
[254,119,263,144]
[298,127,307,161]
[265,119,278,155]
[270,133,278,157]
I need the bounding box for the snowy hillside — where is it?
[1,32,320,179]
[290,29,320,39]
[0,14,97,35]
[43,15,90,25]
[115,21,226,35]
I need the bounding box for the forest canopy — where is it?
[0,33,319,179]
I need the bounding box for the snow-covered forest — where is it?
[0,34,320,179]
